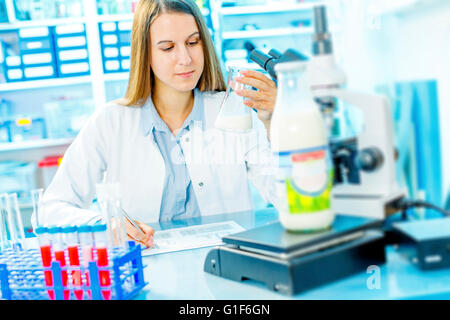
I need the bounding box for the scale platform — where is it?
[204,215,386,295]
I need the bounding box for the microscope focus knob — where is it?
[356,148,384,172]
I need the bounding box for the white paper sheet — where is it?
[142,221,245,256]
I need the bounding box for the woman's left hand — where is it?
[234,70,277,123]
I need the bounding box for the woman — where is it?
[32,0,278,248]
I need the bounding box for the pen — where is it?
[118,207,147,243]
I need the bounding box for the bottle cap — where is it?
[47,226,62,234]
[77,225,92,233]
[61,225,77,233]
[34,226,48,235]
[91,223,107,232]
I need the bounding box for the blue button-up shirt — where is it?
[142,89,203,222]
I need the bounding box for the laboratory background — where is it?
[0,0,449,301]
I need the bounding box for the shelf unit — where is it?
[210,0,322,73]
[0,75,92,92]
[218,1,321,15]
[222,26,313,39]
[0,0,323,159]
[0,0,214,161]
[0,137,73,162]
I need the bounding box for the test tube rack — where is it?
[0,241,147,300]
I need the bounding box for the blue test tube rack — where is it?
[0,241,147,300]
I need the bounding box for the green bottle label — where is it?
[275,146,333,215]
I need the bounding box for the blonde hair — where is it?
[121,0,226,106]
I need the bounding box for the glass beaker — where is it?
[215,67,253,132]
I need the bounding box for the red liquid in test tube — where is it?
[97,247,111,300]
[63,225,84,300]
[92,223,112,300]
[35,227,55,300]
[68,245,83,300]
[82,245,94,299]
[49,226,70,300]
[39,242,55,300]
[54,249,70,300]
[78,225,95,299]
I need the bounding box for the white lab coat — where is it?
[33,91,278,227]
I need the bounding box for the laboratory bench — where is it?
[135,208,450,300]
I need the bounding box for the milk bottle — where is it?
[270,61,334,232]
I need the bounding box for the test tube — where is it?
[92,223,112,300]
[48,226,70,300]
[0,194,10,251]
[78,225,94,300]
[62,225,83,300]
[31,188,44,227]
[96,183,127,249]
[110,183,128,249]
[34,226,55,300]
[96,184,115,247]
[5,193,25,251]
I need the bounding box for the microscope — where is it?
[250,6,406,220]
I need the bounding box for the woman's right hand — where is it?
[125,219,155,248]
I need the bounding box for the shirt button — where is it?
[198,182,204,187]
[185,137,190,142]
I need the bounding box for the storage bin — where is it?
[0,161,38,201]
[44,98,94,138]
[8,117,47,142]
[37,155,62,189]
[1,27,57,82]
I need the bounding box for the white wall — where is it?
[388,2,450,202]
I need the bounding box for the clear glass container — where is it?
[215,67,253,132]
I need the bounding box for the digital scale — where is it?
[204,215,386,295]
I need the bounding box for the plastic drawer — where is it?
[21,52,54,66]
[120,58,130,71]
[55,35,87,49]
[103,59,121,73]
[118,31,131,45]
[57,61,90,77]
[19,38,53,53]
[18,27,53,54]
[56,48,89,63]
[119,45,131,58]
[54,24,85,37]
[4,67,24,82]
[23,63,57,80]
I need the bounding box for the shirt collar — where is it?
[140,88,203,137]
